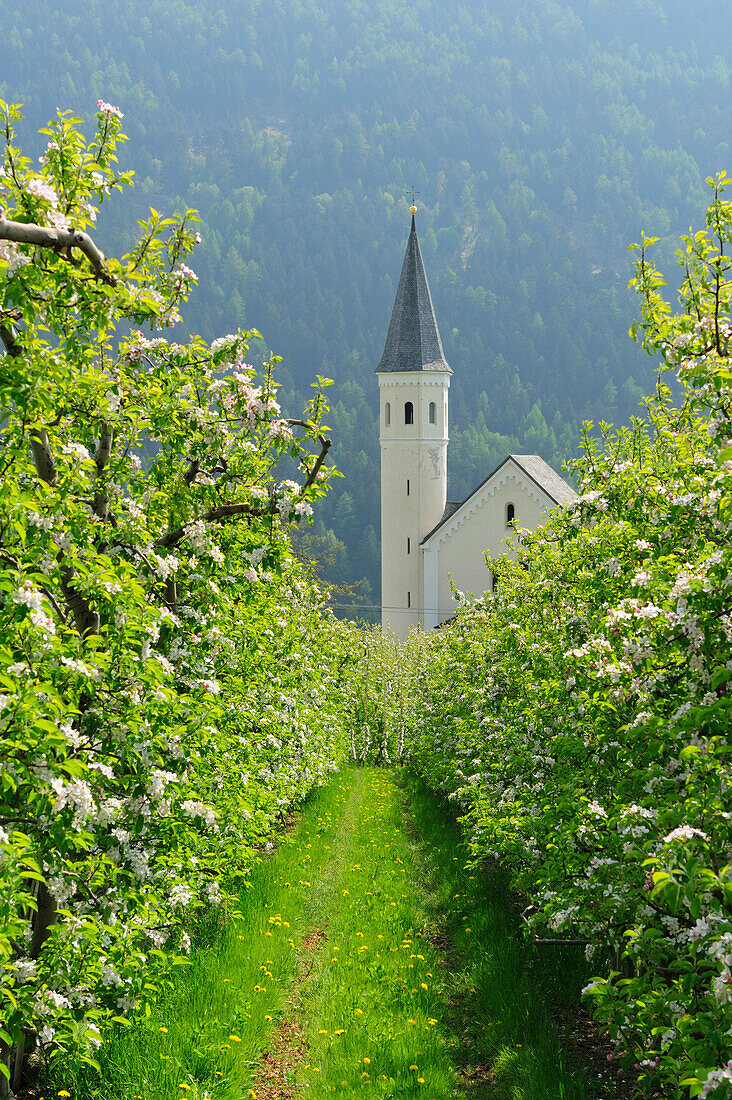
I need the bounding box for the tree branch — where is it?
[1,321,59,485]
[58,555,100,638]
[0,216,117,286]
[30,427,57,486]
[155,431,331,550]
[183,457,200,486]
[93,423,114,519]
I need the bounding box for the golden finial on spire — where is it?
[407,186,420,217]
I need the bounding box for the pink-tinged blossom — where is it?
[199,678,221,695]
[699,1062,732,1097]
[25,176,59,207]
[13,582,44,613]
[268,419,293,441]
[0,240,31,276]
[97,99,123,119]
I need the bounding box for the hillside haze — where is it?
[3,0,729,613]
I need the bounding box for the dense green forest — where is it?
[2,0,729,613]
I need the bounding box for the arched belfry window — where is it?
[404,401,414,425]
[385,401,391,426]
[506,502,515,527]
[428,401,436,424]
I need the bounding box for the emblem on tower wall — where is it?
[428,447,441,479]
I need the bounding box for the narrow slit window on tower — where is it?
[428,400,436,424]
[506,502,515,527]
[407,591,411,608]
[404,400,414,425]
[406,479,410,496]
[385,401,391,426]
[407,537,411,554]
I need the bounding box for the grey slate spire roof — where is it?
[376,215,452,373]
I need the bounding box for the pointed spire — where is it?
[376,214,451,374]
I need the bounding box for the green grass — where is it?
[401,772,599,1099]
[293,770,595,1099]
[43,769,599,1100]
[46,772,359,1100]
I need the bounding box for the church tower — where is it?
[376,209,451,638]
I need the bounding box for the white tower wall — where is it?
[378,369,450,637]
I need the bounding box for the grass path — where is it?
[49,769,596,1100]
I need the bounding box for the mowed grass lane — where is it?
[48,769,590,1100]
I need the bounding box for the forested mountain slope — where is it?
[2,0,729,612]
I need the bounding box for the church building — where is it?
[377,210,576,638]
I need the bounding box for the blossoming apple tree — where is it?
[408,176,732,1097]
[0,101,347,1092]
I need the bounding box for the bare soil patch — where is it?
[252,926,327,1099]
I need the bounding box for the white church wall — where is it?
[424,465,554,623]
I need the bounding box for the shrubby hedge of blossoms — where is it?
[0,104,349,1091]
[408,178,732,1098]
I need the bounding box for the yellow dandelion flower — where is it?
[409,1065,419,1072]
[58,1093,71,1098]
[159,1026,168,1033]
[178,1086,191,1092]
[418,1077,425,1084]
[248,1091,257,1099]
[361,1072,370,1079]
[421,983,428,990]
[229,1034,241,1042]
[363,1057,370,1065]
[264,1014,273,1021]
[334,1028,346,1035]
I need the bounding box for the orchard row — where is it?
[2,105,731,1100]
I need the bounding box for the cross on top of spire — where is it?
[407,187,420,228]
